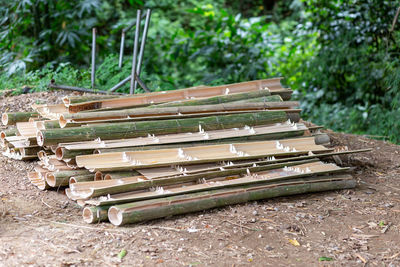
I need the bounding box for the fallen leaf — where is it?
[288,239,300,246]
[118,249,127,260]
[318,257,333,261]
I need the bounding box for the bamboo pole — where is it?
[136,148,370,180]
[70,160,343,199]
[83,205,110,223]
[37,111,288,146]
[87,166,349,207]
[45,170,92,187]
[1,128,17,143]
[2,112,39,125]
[152,90,277,107]
[107,176,356,225]
[102,171,142,180]
[58,123,308,151]
[67,78,289,113]
[94,129,307,154]
[75,137,329,171]
[69,174,95,185]
[62,95,121,107]
[59,101,299,127]
[55,147,95,161]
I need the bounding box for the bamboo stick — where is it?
[82,205,110,223]
[62,95,121,106]
[1,128,17,142]
[58,123,307,151]
[136,148,371,179]
[75,137,330,171]
[69,174,95,185]
[152,91,277,107]
[67,78,290,113]
[86,165,348,207]
[59,101,299,127]
[55,147,95,161]
[102,171,142,180]
[2,112,39,125]
[45,170,92,187]
[69,160,343,199]
[37,111,289,146]
[107,176,355,225]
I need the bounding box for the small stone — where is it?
[252,210,258,216]
[265,245,273,251]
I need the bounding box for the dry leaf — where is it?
[289,239,300,246]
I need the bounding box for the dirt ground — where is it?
[0,92,399,266]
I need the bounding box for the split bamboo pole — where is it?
[45,170,92,187]
[37,111,289,146]
[152,91,277,107]
[82,205,111,223]
[69,160,344,199]
[86,165,348,207]
[75,137,330,171]
[59,101,299,127]
[62,95,121,106]
[67,78,290,113]
[69,174,95,185]
[107,175,355,225]
[2,112,39,126]
[57,123,308,151]
[136,148,371,180]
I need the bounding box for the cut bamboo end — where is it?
[62,96,71,107]
[35,121,46,130]
[108,207,123,226]
[95,173,103,181]
[59,115,67,128]
[69,177,78,184]
[95,171,103,181]
[45,173,57,187]
[104,174,112,180]
[82,206,109,223]
[55,147,63,160]
[2,113,9,125]
[37,130,44,146]
[83,207,96,223]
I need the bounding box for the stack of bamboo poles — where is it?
[0,78,370,226]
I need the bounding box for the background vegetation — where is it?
[0,0,399,143]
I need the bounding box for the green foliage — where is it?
[0,0,399,143]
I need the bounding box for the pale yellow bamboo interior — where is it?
[67,78,288,111]
[75,137,327,170]
[59,123,307,151]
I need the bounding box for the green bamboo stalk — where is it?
[107,177,355,225]
[2,112,39,125]
[45,170,92,187]
[20,146,41,156]
[63,95,121,106]
[38,111,288,146]
[56,147,95,160]
[82,205,110,223]
[152,91,276,107]
[103,171,141,180]
[95,129,305,154]
[1,128,18,143]
[69,174,95,184]
[85,159,347,198]
[60,101,298,126]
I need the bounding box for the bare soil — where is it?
[0,92,399,266]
